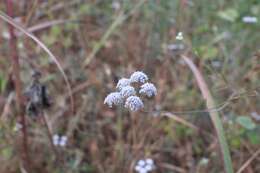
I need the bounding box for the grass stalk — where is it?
[181,55,234,173]
[83,0,147,66]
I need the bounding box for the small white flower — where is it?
[59,136,68,147]
[104,92,123,107]
[14,123,23,132]
[242,16,258,23]
[112,1,120,10]
[167,43,184,50]
[125,96,144,111]
[139,83,157,97]
[145,165,153,171]
[53,134,60,146]
[251,112,260,121]
[53,134,68,147]
[120,86,136,98]
[135,165,142,171]
[116,78,131,90]
[145,158,154,165]
[130,71,148,84]
[139,168,147,173]
[135,158,155,173]
[176,32,183,40]
[138,160,146,166]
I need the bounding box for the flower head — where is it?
[130,71,148,84]
[176,32,183,40]
[139,83,157,97]
[125,96,144,111]
[116,78,131,90]
[53,134,68,147]
[242,16,258,23]
[120,86,136,98]
[135,158,155,173]
[104,92,123,107]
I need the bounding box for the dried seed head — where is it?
[139,83,157,97]
[124,96,144,111]
[130,71,148,84]
[104,92,123,107]
[116,78,131,90]
[120,86,136,98]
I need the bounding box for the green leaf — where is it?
[217,8,239,22]
[236,116,256,130]
[198,46,218,59]
[247,131,260,145]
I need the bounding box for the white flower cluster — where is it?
[135,158,155,173]
[104,92,123,107]
[53,134,67,147]
[251,112,260,121]
[242,16,258,23]
[104,71,157,111]
[176,32,183,40]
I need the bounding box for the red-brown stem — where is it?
[6,0,30,170]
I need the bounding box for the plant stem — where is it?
[6,0,30,170]
[181,55,234,173]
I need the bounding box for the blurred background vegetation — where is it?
[0,0,259,172]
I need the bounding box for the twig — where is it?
[5,0,30,170]
[236,149,260,173]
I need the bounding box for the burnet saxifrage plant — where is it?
[104,71,157,112]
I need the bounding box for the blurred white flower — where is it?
[14,123,22,132]
[251,112,260,121]
[130,71,148,83]
[139,83,157,97]
[176,32,183,40]
[59,136,68,147]
[53,134,68,147]
[242,16,258,23]
[145,158,154,165]
[167,43,184,50]
[135,158,155,173]
[112,1,120,10]
[120,86,136,98]
[104,92,123,107]
[125,96,144,111]
[116,78,131,90]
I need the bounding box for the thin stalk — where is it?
[181,55,234,173]
[6,0,30,170]
[83,0,147,66]
[40,111,61,165]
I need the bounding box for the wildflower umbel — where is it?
[104,92,123,107]
[139,83,157,97]
[130,71,148,83]
[116,78,131,90]
[104,71,156,111]
[135,158,155,173]
[125,96,144,111]
[120,86,136,98]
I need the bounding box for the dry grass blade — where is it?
[83,0,147,66]
[181,55,234,173]
[162,112,199,131]
[236,149,260,173]
[0,11,74,113]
